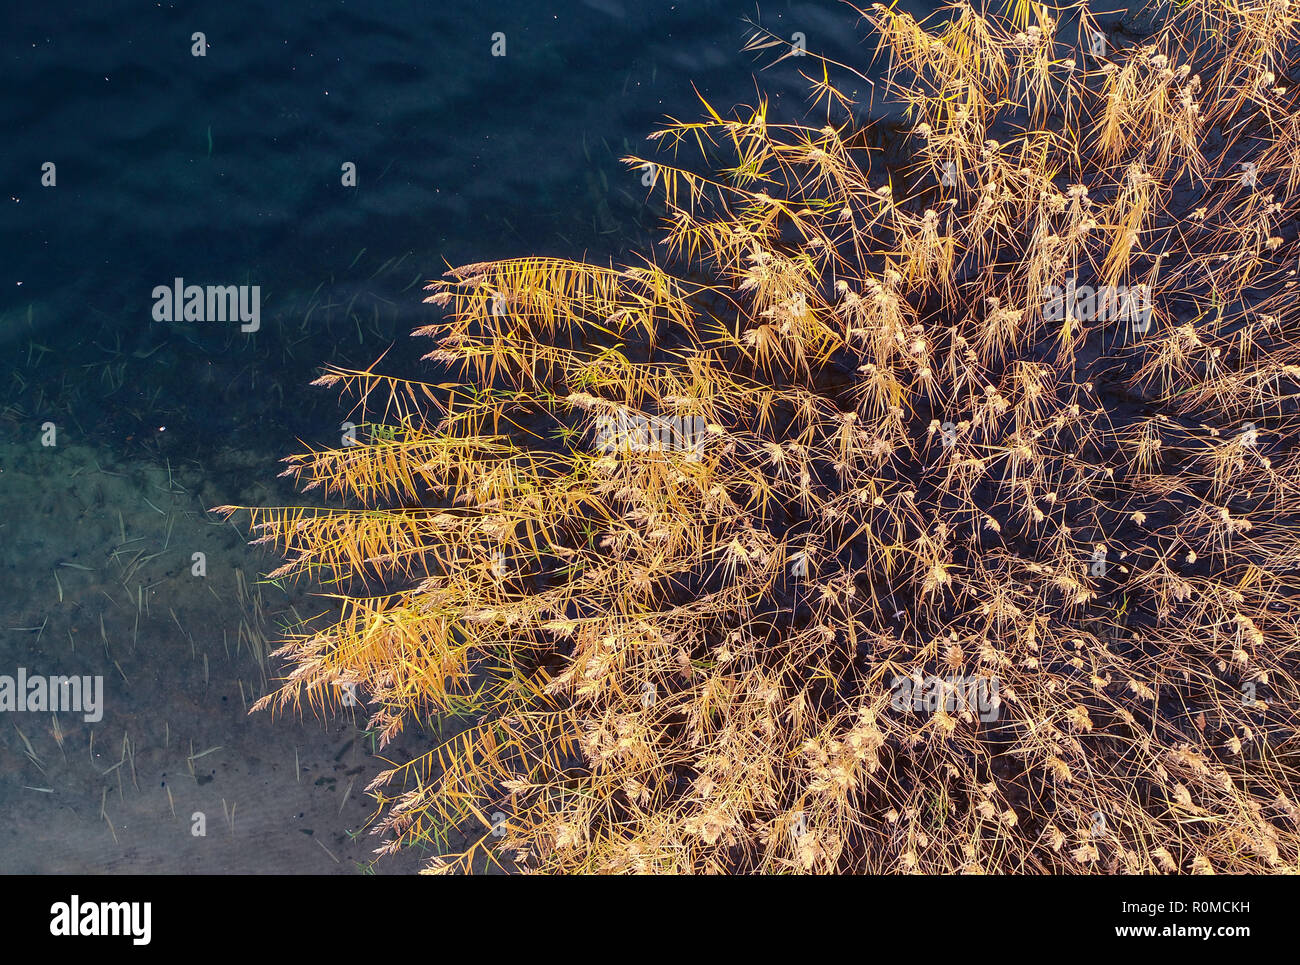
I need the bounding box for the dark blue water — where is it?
[0,0,907,465]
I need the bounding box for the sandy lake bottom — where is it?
[0,439,440,873]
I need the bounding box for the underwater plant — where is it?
[219,0,1300,872]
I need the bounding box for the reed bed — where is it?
[220,0,1300,873]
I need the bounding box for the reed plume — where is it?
[219,0,1300,873]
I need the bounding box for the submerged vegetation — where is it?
[220,0,1300,872]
